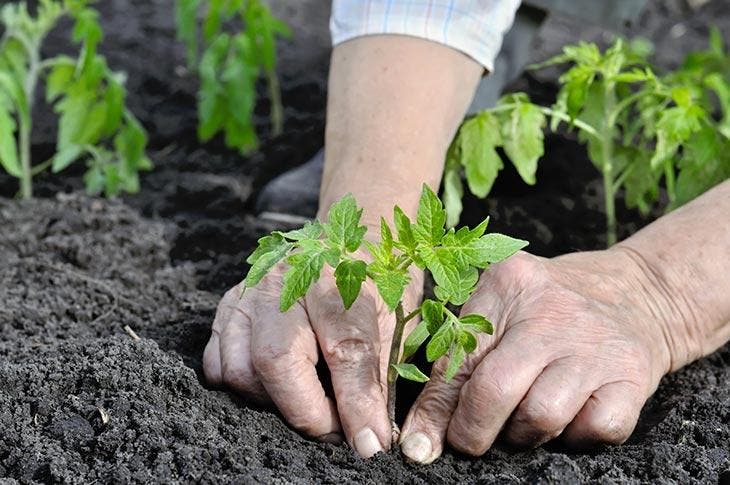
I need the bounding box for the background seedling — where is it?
[242,185,528,439]
[0,0,151,199]
[446,34,730,246]
[175,0,291,154]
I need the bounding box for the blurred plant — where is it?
[175,0,291,153]
[0,0,151,199]
[243,186,527,438]
[446,34,730,246]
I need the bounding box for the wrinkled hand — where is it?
[399,249,673,463]
[203,258,422,458]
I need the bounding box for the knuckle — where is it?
[517,398,566,433]
[463,372,514,408]
[447,430,486,457]
[322,337,376,369]
[221,362,256,390]
[588,412,634,445]
[251,344,298,380]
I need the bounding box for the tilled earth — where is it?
[1,0,729,483]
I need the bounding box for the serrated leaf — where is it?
[280,248,327,312]
[45,58,76,102]
[502,102,545,185]
[421,247,479,305]
[392,363,429,383]
[175,0,201,68]
[402,320,429,361]
[368,263,409,312]
[324,194,367,252]
[443,147,464,228]
[421,299,445,334]
[459,314,493,335]
[458,329,478,353]
[380,217,394,253]
[0,107,20,177]
[393,205,416,253]
[244,233,292,287]
[444,344,465,381]
[51,144,83,173]
[460,111,503,197]
[334,259,367,310]
[472,233,528,264]
[413,184,446,246]
[426,323,454,362]
[279,221,323,241]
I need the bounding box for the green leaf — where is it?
[115,115,149,170]
[0,106,20,178]
[280,248,328,312]
[324,194,367,252]
[393,205,416,253]
[402,320,429,361]
[459,111,503,197]
[443,145,464,228]
[472,233,528,264]
[368,263,409,312]
[380,217,394,253]
[391,363,429,383]
[421,299,445,334]
[427,323,454,362]
[244,233,292,287]
[444,344,466,381]
[421,246,479,305]
[45,57,76,102]
[175,0,201,68]
[414,184,446,246]
[51,144,83,173]
[502,102,545,185]
[334,259,367,310]
[457,329,478,353]
[279,221,323,241]
[459,314,493,335]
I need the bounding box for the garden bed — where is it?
[1,0,729,483]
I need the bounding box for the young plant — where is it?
[175,0,291,153]
[242,185,528,438]
[0,0,151,199]
[446,36,730,246]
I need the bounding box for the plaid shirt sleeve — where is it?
[330,0,522,72]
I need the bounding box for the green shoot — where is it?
[0,0,151,199]
[447,35,730,246]
[175,0,291,153]
[242,185,528,440]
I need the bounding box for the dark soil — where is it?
[1,0,729,483]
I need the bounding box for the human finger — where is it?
[307,282,391,458]
[504,359,594,447]
[250,295,342,440]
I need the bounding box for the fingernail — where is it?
[353,428,383,458]
[401,432,433,464]
[318,432,344,445]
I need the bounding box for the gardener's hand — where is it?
[203,258,422,458]
[399,249,676,463]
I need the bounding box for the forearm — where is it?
[318,35,483,225]
[615,180,730,371]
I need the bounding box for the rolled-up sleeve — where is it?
[330,0,522,72]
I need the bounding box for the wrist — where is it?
[609,244,701,373]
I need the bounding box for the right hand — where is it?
[203,260,423,457]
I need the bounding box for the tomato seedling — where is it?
[175,0,291,153]
[242,185,528,438]
[446,36,730,246]
[0,0,151,199]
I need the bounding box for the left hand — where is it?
[397,249,675,463]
